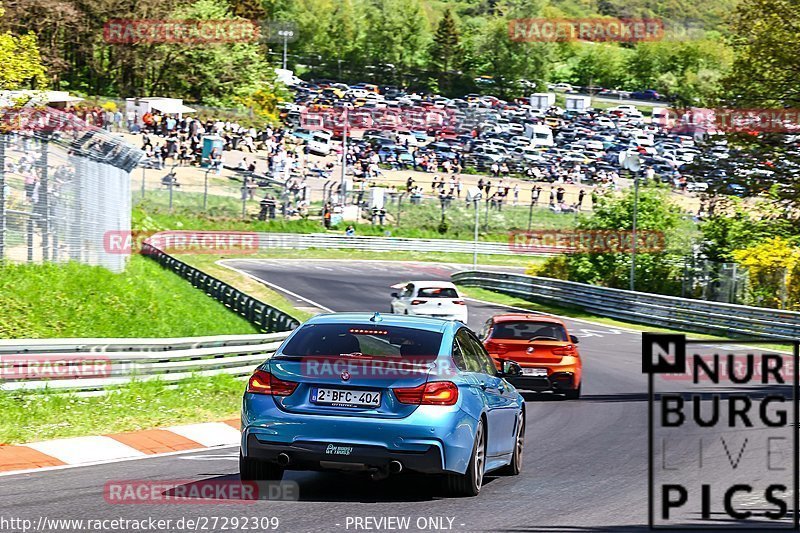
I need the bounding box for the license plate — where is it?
[311,388,381,408]
[522,367,548,377]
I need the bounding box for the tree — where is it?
[724,0,800,107]
[532,186,689,295]
[429,9,461,95]
[229,0,265,19]
[473,18,551,99]
[149,0,275,104]
[570,44,628,89]
[733,237,800,309]
[0,4,47,88]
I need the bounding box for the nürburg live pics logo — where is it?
[643,332,799,529]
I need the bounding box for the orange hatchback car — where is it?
[480,314,582,399]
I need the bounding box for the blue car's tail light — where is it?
[247,370,298,396]
[393,381,459,406]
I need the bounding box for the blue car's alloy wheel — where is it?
[499,412,524,476]
[443,419,485,497]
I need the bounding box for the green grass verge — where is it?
[0,375,243,444]
[457,285,790,351]
[0,255,259,338]
[133,197,579,242]
[179,248,546,268]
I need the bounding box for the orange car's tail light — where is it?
[393,381,459,405]
[247,370,298,396]
[552,344,578,356]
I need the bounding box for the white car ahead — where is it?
[390,281,468,323]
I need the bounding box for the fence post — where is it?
[27,216,34,262]
[40,140,50,261]
[0,134,5,261]
[241,176,248,219]
[203,167,210,210]
[396,192,404,227]
[168,174,174,211]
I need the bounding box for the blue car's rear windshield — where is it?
[279,324,443,359]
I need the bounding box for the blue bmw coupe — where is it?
[240,312,525,496]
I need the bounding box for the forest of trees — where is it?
[0,0,737,106]
[0,0,794,113]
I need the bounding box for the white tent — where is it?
[125,97,195,125]
[0,90,83,108]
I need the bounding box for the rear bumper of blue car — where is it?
[241,394,479,474]
[246,435,445,473]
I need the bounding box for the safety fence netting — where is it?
[0,106,142,272]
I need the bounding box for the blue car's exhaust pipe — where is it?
[277,453,291,466]
[389,461,403,474]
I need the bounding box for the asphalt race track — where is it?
[0,259,782,532]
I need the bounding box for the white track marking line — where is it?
[27,436,147,464]
[0,446,239,478]
[218,261,334,313]
[165,422,240,447]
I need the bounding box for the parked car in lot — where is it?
[630,89,664,101]
[552,83,574,92]
[289,127,314,143]
[685,177,709,192]
[240,312,526,496]
[307,130,334,155]
[481,314,582,399]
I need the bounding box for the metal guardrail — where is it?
[0,333,291,393]
[0,334,286,354]
[257,232,555,256]
[452,270,800,340]
[142,241,301,333]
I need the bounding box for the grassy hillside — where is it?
[0,256,259,338]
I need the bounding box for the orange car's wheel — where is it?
[563,383,581,400]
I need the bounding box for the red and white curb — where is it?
[0,419,240,475]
